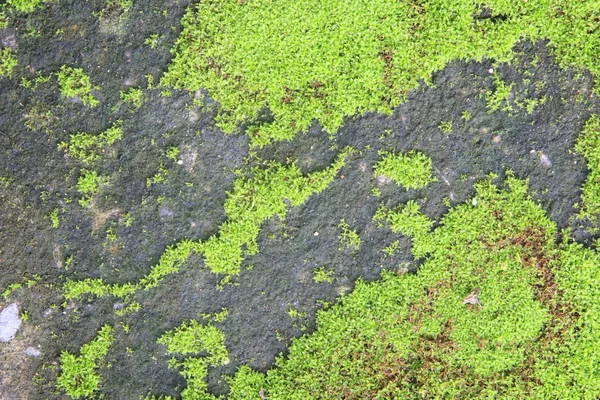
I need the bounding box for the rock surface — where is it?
[0,303,22,342]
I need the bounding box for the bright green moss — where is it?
[194,147,352,280]
[157,321,228,399]
[119,87,143,109]
[56,325,114,399]
[338,219,361,252]
[6,0,42,13]
[216,174,600,398]
[76,169,105,207]
[485,73,514,113]
[57,66,99,107]
[312,266,334,284]
[58,123,123,165]
[65,149,352,298]
[374,150,436,190]
[162,0,600,146]
[574,114,600,222]
[0,48,17,78]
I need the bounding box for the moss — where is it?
[6,0,42,13]
[65,149,352,298]
[0,47,17,78]
[193,147,352,280]
[56,325,114,399]
[438,120,453,134]
[76,169,105,207]
[573,114,600,222]
[58,123,123,165]
[157,320,228,399]
[338,219,361,252]
[56,65,99,107]
[119,87,143,109]
[218,174,600,398]
[161,0,600,146]
[373,150,436,190]
[485,73,514,113]
[312,266,334,283]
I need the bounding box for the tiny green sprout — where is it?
[120,87,143,109]
[438,120,453,133]
[77,169,105,207]
[166,146,180,162]
[49,208,60,228]
[461,110,472,121]
[313,266,334,283]
[371,187,381,197]
[144,34,160,49]
[20,311,29,322]
[382,240,400,257]
[287,308,307,319]
[0,48,18,78]
[338,219,361,252]
[56,66,99,107]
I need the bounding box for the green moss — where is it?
[157,320,228,399]
[193,147,352,280]
[65,149,352,298]
[58,123,123,165]
[56,65,99,107]
[312,266,334,283]
[219,173,600,398]
[6,0,42,13]
[374,150,436,190]
[438,120,453,134]
[161,0,600,146]
[485,73,514,113]
[338,219,361,252]
[574,114,600,222]
[56,325,114,399]
[49,208,60,228]
[0,47,17,78]
[76,169,105,207]
[119,87,143,109]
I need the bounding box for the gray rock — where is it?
[24,346,41,357]
[0,303,22,342]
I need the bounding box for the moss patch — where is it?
[574,114,600,223]
[209,174,600,398]
[162,0,600,146]
[56,65,99,107]
[56,325,114,399]
[373,150,436,190]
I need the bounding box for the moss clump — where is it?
[56,65,99,107]
[56,325,114,399]
[338,219,361,252]
[312,266,334,284]
[119,87,143,109]
[0,47,17,78]
[485,73,514,113]
[6,0,42,13]
[76,169,105,207]
[157,321,229,399]
[65,149,352,298]
[161,0,600,147]
[58,123,123,165]
[217,174,599,398]
[374,150,436,190]
[574,114,600,222]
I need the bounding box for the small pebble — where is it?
[313,231,319,236]
[24,347,42,358]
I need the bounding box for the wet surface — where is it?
[0,2,598,398]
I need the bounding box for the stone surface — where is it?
[0,303,21,342]
[24,346,41,358]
